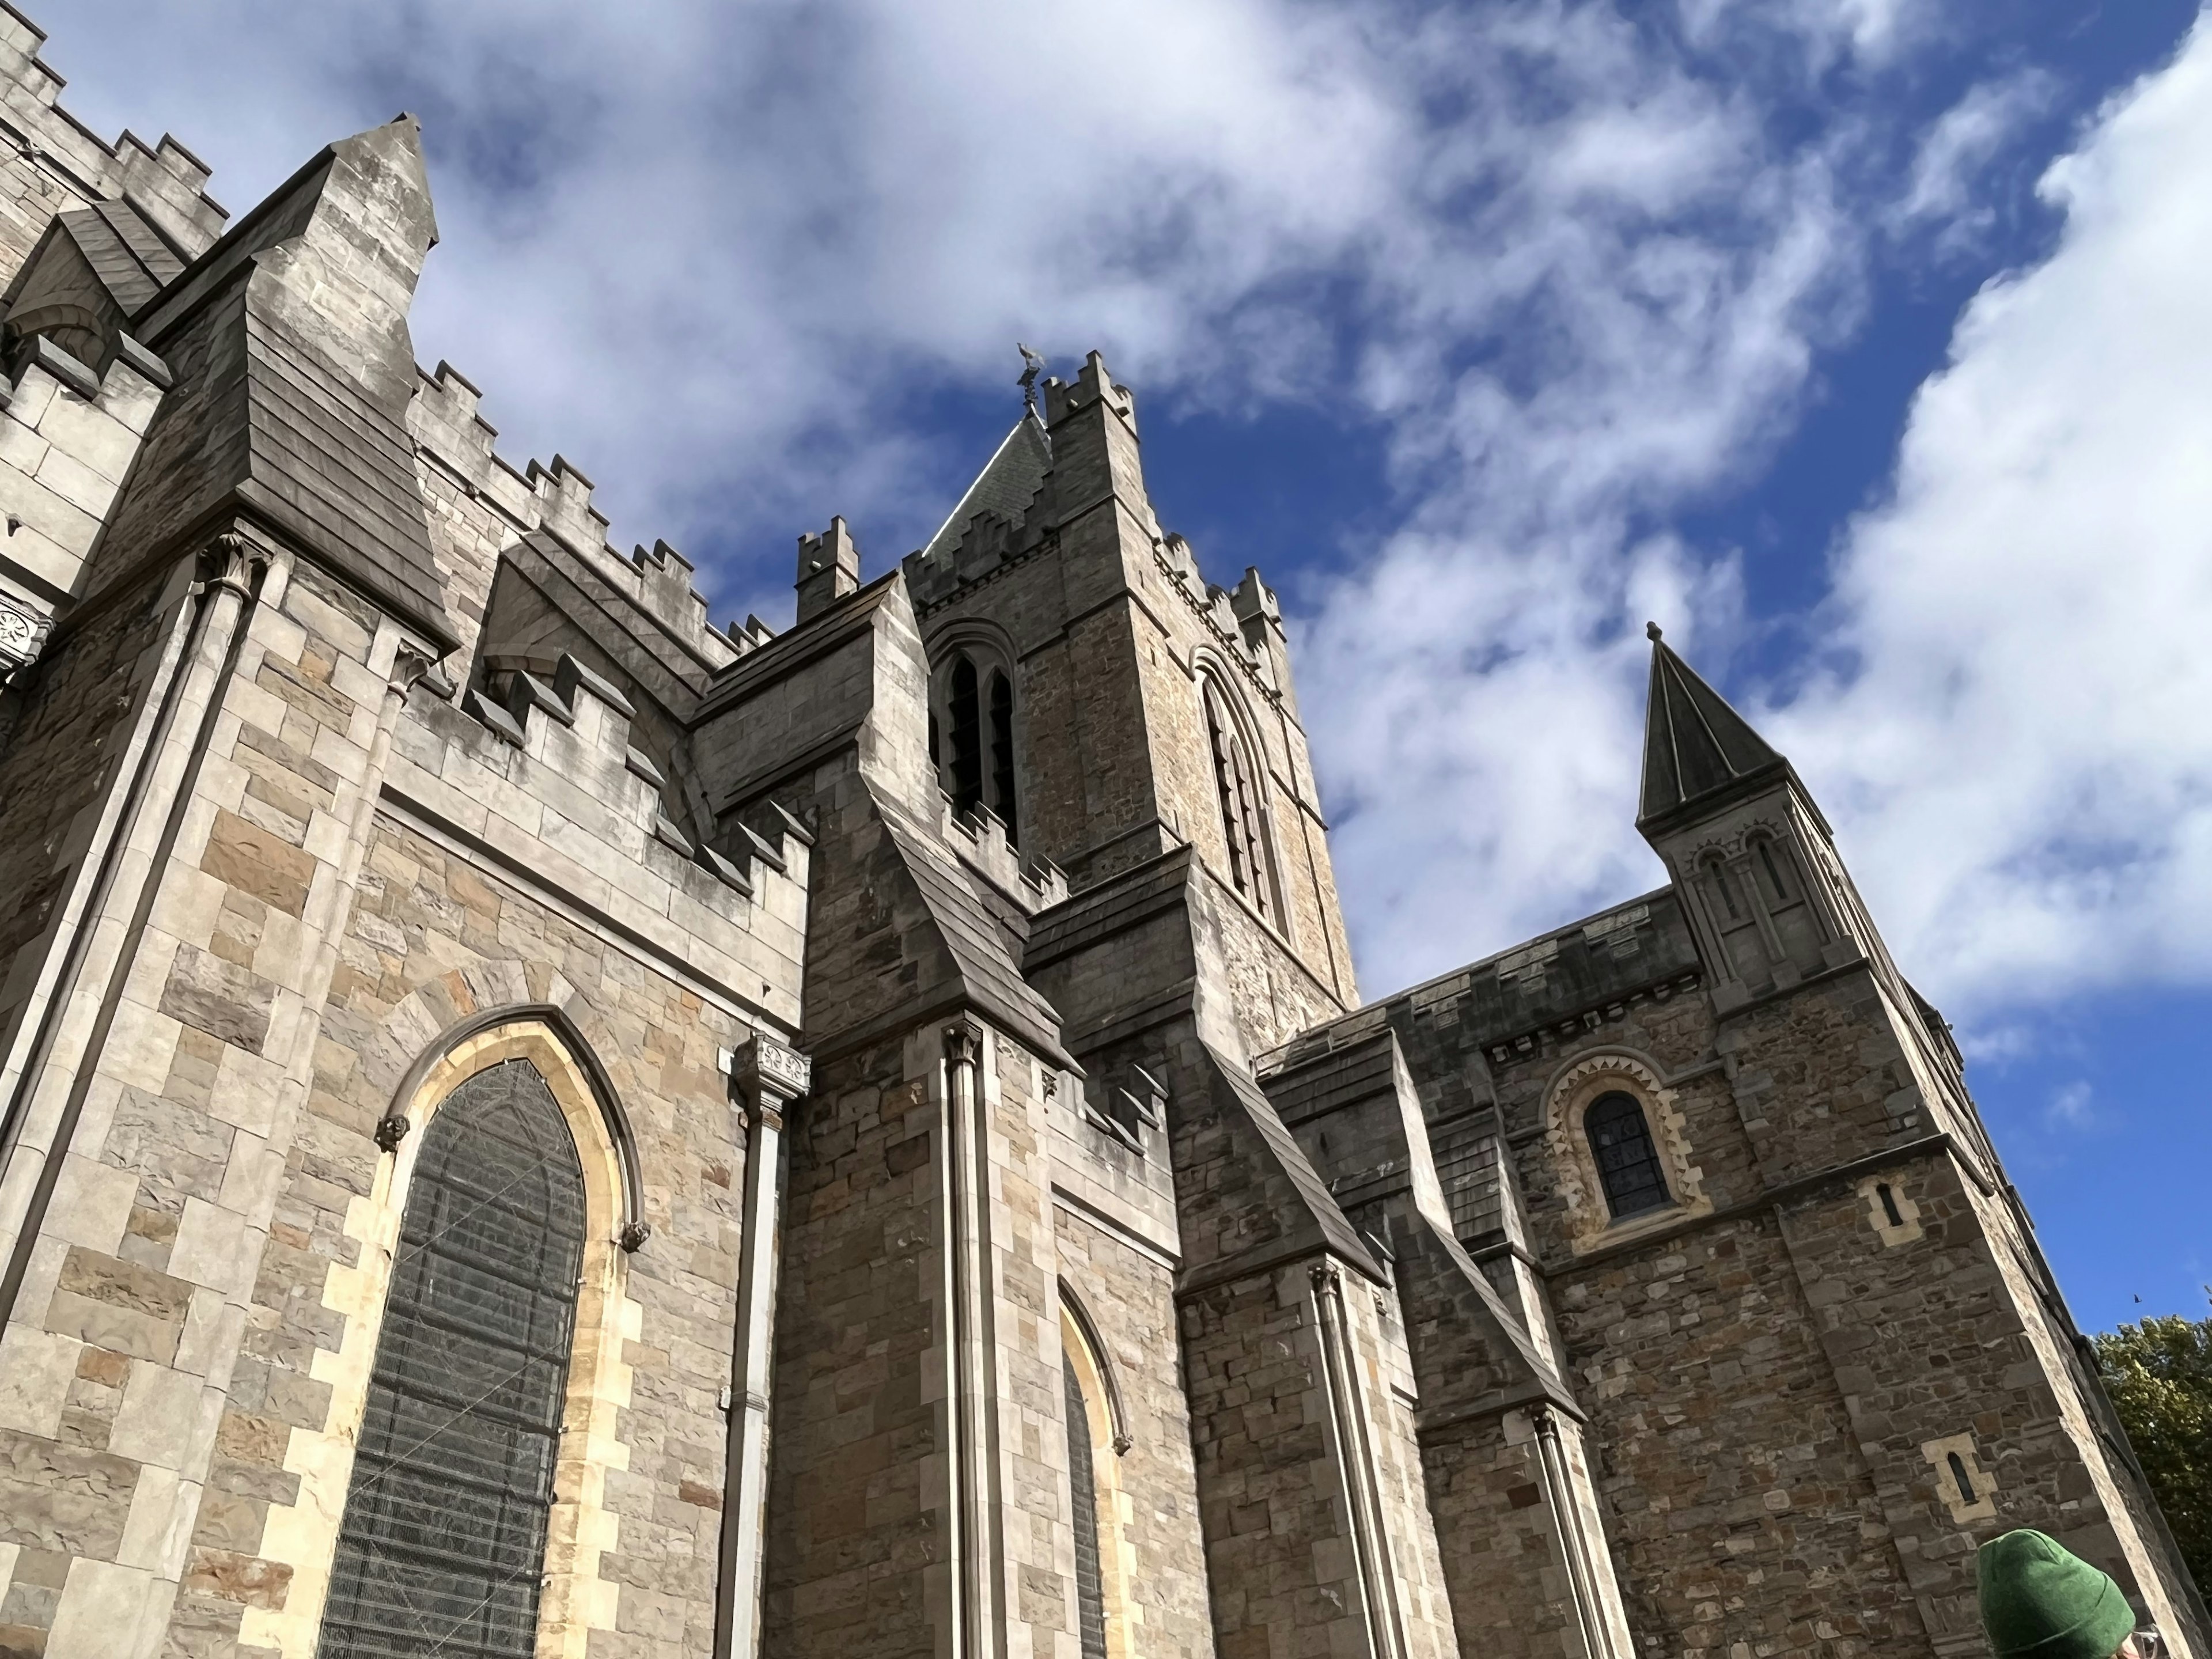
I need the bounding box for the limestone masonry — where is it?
[0,10,2197,1659]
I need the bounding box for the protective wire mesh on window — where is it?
[1587,1090,1669,1220]
[318,1058,587,1659]
[1064,1356,1109,1659]
[1202,678,1271,919]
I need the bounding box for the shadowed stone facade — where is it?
[0,12,2199,1659]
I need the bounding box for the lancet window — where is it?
[1201,674,1274,923]
[319,1058,586,1659]
[930,644,1020,845]
[1064,1357,1110,1659]
[1586,1090,1670,1220]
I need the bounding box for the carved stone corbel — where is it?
[0,591,52,687]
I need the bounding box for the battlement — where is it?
[1041,350,1137,433]
[394,646,808,1022]
[0,6,228,259]
[938,790,1069,911]
[409,359,755,670]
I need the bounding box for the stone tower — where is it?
[0,12,2198,1659]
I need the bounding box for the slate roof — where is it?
[241,308,449,641]
[919,412,1051,562]
[50,199,184,314]
[876,796,1074,1069]
[1196,1042,1385,1284]
[1638,630,1786,827]
[97,124,457,652]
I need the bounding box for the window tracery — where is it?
[929,639,1021,845]
[1200,673,1275,923]
[1585,1090,1670,1219]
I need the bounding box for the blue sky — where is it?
[46,0,2212,1331]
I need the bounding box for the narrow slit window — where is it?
[1064,1358,1109,1659]
[1948,1451,1976,1504]
[1586,1091,1670,1221]
[1709,859,1743,921]
[989,668,1018,846]
[949,655,982,815]
[1878,1183,1904,1229]
[1756,838,1790,902]
[319,1058,586,1659]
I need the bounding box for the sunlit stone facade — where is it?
[0,12,2198,1658]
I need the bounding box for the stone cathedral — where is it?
[0,14,2198,1659]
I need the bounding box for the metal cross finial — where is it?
[1017,342,1046,417]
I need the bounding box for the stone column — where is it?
[942,1016,1003,1659]
[1532,1404,1632,1659]
[715,1031,810,1659]
[1311,1260,1408,1659]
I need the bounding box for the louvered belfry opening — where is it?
[1063,1357,1109,1659]
[989,666,1018,846]
[949,654,984,815]
[320,1058,588,1658]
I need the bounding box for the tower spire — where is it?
[1637,626,1785,830]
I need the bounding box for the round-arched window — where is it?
[1586,1090,1671,1220]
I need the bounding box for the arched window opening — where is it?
[1202,676,1273,922]
[320,1058,587,1659]
[1877,1182,1904,1229]
[1064,1355,1109,1659]
[1706,857,1743,922]
[1586,1090,1669,1221]
[1948,1451,1977,1504]
[1753,836,1792,903]
[949,655,983,816]
[990,668,1018,846]
[932,641,1022,843]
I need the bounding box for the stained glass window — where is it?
[1587,1090,1669,1221]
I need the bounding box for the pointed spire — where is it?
[1637,623,1786,828]
[918,411,1051,563]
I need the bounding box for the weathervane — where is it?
[1018,342,1046,418]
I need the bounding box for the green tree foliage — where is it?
[2096,1305,2212,1596]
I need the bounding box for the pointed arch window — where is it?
[1064,1356,1109,1659]
[319,1058,586,1659]
[933,645,1021,846]
[949,656,983,816]
[1586,1090,1669,1220]
[1201,675,1274,923]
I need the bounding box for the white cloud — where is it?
[42,0,2206,1029]
[1891,69,2057,253]
[1772,14,2212,1014]
[2046,1080,2096,1131]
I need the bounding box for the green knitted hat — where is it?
[1978,1530,2137,1659]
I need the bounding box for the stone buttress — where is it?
[0,10,2200,1659]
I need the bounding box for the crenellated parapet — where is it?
[937,788,1069,910]
[391,646,808,1025]
[409,359,759,668]
[0,9,229,264]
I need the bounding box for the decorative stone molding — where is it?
[0,590,52,683]
[1543,1050,1711,1256]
